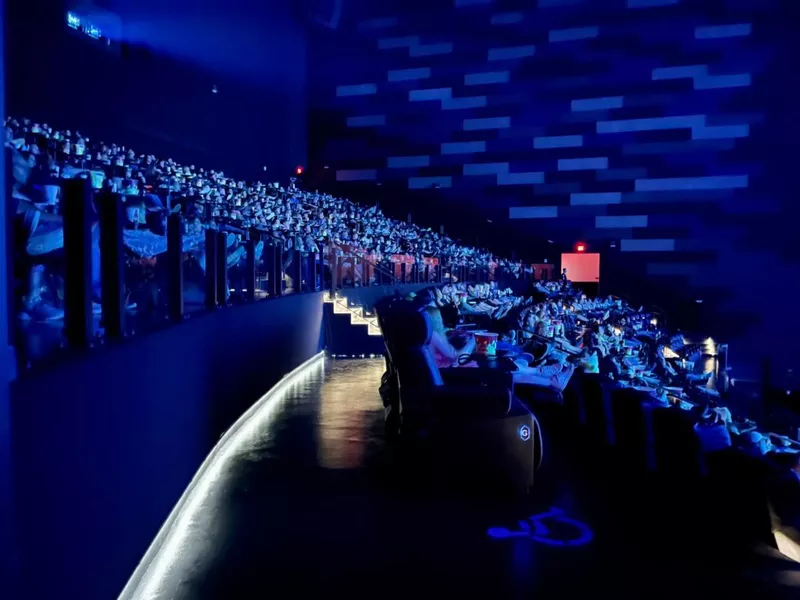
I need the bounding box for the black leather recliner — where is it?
[581,375,616,447]
[382,301,539,492]
[610,387,657,472]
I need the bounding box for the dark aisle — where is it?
[138,358,800,600]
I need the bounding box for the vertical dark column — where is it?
[424,265,430,284]
[264,241,275,297]
[0,3,18,585]
[276,241,285,296]
[293,249,303,292]
[167,214,184,321]
[97,191,125,340]
[62,179,93,348]
[311,252,319,292]
[400,262,407,285]
[204,229,218,309]
[244,239,256,303]
[335,255,342,290]
[216,231,228,306]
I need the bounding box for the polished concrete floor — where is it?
[137,358,800,600]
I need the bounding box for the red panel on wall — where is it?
[561,253,600,283]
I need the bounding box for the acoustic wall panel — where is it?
[695,23,752,39]
[388,156,431,168]
[534,135,584,149]
[510,206,558,218]
[442,96,488,110]
[336,84,378,97]
[549,27,600,42]
[635,175,748,191]
[620,239,676,251]
[488,45,536,61]
[388,68,432,82]
[558,157,609,171]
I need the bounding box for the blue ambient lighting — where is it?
[488,507,594,547]
[118,352,326,599]
[518,424,531,441]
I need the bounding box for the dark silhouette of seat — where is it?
[380,300,539,492]
[610,387,656,472]
[652,406,706,480]
[581,375,615,447]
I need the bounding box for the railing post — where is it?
[167,213,184,321]
[277,241,286,296]
[216,231,228,306]
[204,228,218,309]
[424,264,430,283]
[311,252,319,292]
[97,191,125,340]
[244,238,256,302]
[292,249,302,292]
[265,241,278,297]
[62,179,93,348]
[400,262,407,285]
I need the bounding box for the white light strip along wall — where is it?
[118,351,327,600]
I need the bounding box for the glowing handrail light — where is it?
[118,351,326,600]
[67,12,81,29]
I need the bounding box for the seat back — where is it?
[610,387,656,472]
[390,305,443,390]
[652,406,706,479]
[581,375,615,446]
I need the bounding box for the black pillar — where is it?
[167,214,184,321]
[265,241,279,297]
[244,239,256,303]
[292,249,302,292]
[216,231,228,306]
[204,229,218,309]
[97,191,125,340]
[62,179,93,348]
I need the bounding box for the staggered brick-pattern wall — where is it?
[312,0,798,378]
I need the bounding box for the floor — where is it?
[132,358,800,600]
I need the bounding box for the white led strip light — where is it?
[118,351,326,600]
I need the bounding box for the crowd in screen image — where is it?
[7,116,534,324]
[403,278,800,479]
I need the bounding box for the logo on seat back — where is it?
[518,424,531,441]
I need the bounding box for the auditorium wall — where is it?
[10,292,324,600]
[310,0,799,379]
[7,0,308,180]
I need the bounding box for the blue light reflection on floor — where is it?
[488,507,594,547]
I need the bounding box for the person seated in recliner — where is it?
[424,306,476,369]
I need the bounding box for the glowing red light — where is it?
[296,166,304,175]
[576,243,586,252]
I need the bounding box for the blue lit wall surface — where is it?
[311,0,800,377]
[11,294,325,600]
[7,0,308,181]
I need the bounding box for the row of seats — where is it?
[376,288,800,562]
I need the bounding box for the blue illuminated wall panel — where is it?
[312,0,799,372]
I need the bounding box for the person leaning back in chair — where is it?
[423,305,476,369]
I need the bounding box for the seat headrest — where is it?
[393,306,433,348]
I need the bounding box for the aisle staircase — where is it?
[323,291,385,356]
[324,292,382,336]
